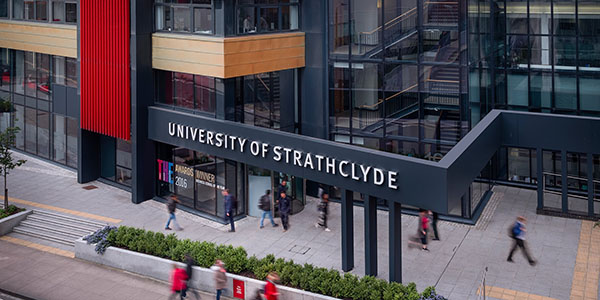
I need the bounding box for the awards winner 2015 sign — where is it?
[168,122,399,190]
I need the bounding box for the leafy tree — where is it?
[0,125,26,209]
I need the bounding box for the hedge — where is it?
[86,226,447,300]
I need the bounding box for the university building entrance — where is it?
[247,165,305,218]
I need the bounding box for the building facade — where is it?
[0,0,598,227]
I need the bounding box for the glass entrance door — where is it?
[273,172,305,215]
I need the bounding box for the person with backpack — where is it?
[182,253,200,299]
[507,216,536,266]
[223,189,236,232]
[165,195,183,231]
[259,190,278,229]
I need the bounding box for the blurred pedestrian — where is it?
[213,260,227,300]
[429,210,440,241]
[182,253,200,299]
[169,263,187,300]
[277,179,288,196]
[165,195,183,231]
[259,190,278,229]
[264,272,280,300]
[315,192,331,232]
[410,209,430,251]
[278,192,291,232]
[507,216,536,266]
[223,189,236,232]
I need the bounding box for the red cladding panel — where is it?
[80,0,130,140]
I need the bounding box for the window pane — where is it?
[507,71,528,106]
[530,35,551,68]
[330,65,350,131]
[553,0,576,36]
[554,37,577,69]
[14,51,24,94]
[508,148,531,183]
[507,35,528,67]
[37,53,50,100]
[193,7,212,33]
[156,5,172,31]
[554,72,577,110]
[37,110,49,158]
[258,7,278,32]
[25,107,36,153]
[65,58,77,87]
[52,0,64,22]
[53,56,65,85]
[13,0,23,19]
[281,5,299,30]
[14,105,24,150]
[239,7,256,33]
[173,147,195,207]
[173,7,191,32]
[506,0,527,34]
[156,70,173,105]
[116,166,132,186]
[116,139,132,169]
[25,52,36,98]
[0,48,9,92]
[0,0,8,18]
[35,0,48,21]
[580,73,600,112]
[66,117,77,168]
[195,153,216,214]
[65,2,76,23]
[194,75,215,113]
[24,0,34,20]
[579,37,600,68]
[173,72,194,109]
[529,0,550,35]
[530,71,552,109]
[330,0,349,56]
[53,115,66,164]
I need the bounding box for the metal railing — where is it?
[542,172,600,200]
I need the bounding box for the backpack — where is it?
[509,222,521,238]
[259,195,270,211]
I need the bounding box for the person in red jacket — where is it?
[263,272,280,300]
[169,263,188,300]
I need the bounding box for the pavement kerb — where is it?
[75,238,340,300]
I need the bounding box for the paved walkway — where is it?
[0,152,598,300]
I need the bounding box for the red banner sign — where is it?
[233,279,245,299]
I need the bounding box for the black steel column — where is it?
[77,129,100,183]
[537,147,543,210]
[341,189,354,272]
[587,153,594,216]
[364,195,377,276]
[561,150,568,212]
[389,201,402,283]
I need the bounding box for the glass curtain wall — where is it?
[236,0,299,34]
[8,0,76,23]
[155,0,214,34]
[4,49,78,168]
[155,70,218,115]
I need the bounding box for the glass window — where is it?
[0,48,10,92]
[65,57,77,87]
[53,56,65,85]
[66,117,77,168]
[507,35,528,67]
[580,73,600,112]
[239,6,256,33]
[14,105,24,150]
[330,65,350,131]
[52,0,64,22]
[37,53,50,100]
[24,0,34,20]
[529,0,550,35]
[259,7,278,32]
[35,0,48,21]
[330,0,349,56]
[508,148,532,183]
[174,72,194,109]
[173,6,191,32]
[0,0,8,18]
[237,0,299,34]
[14,51,24,94]
[194,75,215,114]
[553,0,576,36]
[195,152,216,214]
[554,37,577,69]
[507,71,528,106]
[24,52,36,97]
[13,0,24,19]
[530,71,552,109]
[53,114,66,164]
[25,107,36,153]
[555,72,577,110]
[579,37,600,68]
[37,110,49,158]
[156,5,172,31]
[155,70,173,105]
[193,7,212,33]
[65,2,76,23]
[116,139,132,186]
[173,147,195,207]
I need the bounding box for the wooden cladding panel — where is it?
[0,20,76,58]
[152,32,305,78]
[80,0,130,140]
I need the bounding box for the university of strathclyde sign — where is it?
[148,106,448,212]
[167,122,399,190]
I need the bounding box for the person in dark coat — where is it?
[223,189,236,232]
[259,190,278,229]
[277,179,288,196]
[429,210,440,240]
[165,195,182,231]
[182,253,200,299]
[278,191,291,232]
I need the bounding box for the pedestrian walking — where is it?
[278,191,291,232]
[429,210,440,241]
[277,179,288,196]
[507,216,536,266]
[182,253,200,299]
[165,195,183,231]
[315,192,330,232]
[259,190,278,229]
[264,272,280,300]
[168,263,187,300]
[213,260,227,300]
[317,184,325,199]
[223,189,236,232]
[408,209,430,251]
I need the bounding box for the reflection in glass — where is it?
[507,71,528,106]
[25,107,35,153]
[530,71,552,109]
[37,110,49,158]
[66,117,77,168]
[53,115,66,164]
[555,72,577,110]
[14,105,24,150]
[173,7,191,32]
[580,73,600,112]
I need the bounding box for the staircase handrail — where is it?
[359,83,418,110]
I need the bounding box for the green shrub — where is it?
[0,205,24,219]
[88,226,443,300]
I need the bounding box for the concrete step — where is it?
[7,231,75,252]
[32,210,107,228]
[19,220,92,238]
[27,214,102,233]
[15,223,81,241]
[12,226,75,246]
